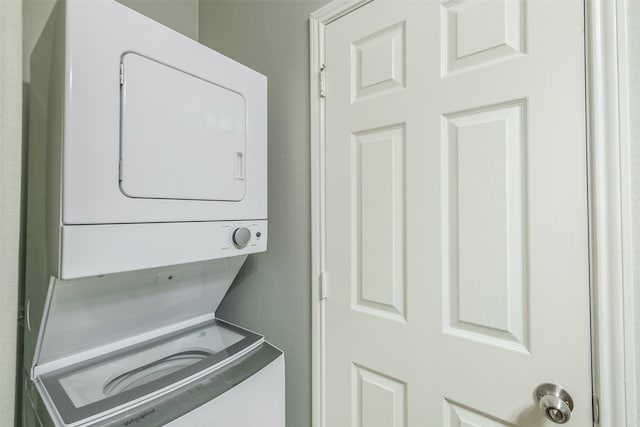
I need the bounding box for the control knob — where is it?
[232,227,251,249]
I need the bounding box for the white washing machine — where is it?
[23,262,284,427]
[27,318,284,427]
[22,1,281,425]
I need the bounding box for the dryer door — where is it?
[120,53,246,202]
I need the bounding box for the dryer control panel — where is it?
[60,220,268,279]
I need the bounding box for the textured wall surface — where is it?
[118,0,199,40]
[0,0,23,425]
[23,0,54,80]
[24,0,198,80]
[198,2,327,426]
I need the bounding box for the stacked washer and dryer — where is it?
[21,1,283,426]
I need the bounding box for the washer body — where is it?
[24,320,284,427]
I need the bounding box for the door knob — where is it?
[535,383,574,424]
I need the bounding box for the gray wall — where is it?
[198,2,327,426]
[1,0,23,424]
[24,0,198,81]
[119,0,199,40]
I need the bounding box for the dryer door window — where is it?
[120,53,247,201]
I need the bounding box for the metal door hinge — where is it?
[17,305,24,325]
[319,65,326,98]
[592,394,599,424]
[320,271,329,300]
[120,63,125,85]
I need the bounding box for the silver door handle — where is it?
[535,383,574,424]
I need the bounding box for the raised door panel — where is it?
[442,101,528,352]
[353,125,406,321]
[352,364,407,427]
[351,23,406,101]
[441,0,526,75]
[444,400,516,427]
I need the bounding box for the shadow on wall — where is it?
[14,80,30,427]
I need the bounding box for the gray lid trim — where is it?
[99,342,282,426]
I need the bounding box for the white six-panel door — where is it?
[323,0,591,425]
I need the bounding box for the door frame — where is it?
[310,0,635,426]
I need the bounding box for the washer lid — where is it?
[34,256,248,373]
[38,319,262,426]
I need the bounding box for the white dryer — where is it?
[22,1,282,426]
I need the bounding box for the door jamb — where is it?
[309,1,634,426]
[309,4,374,427]
[586,0,635,425]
